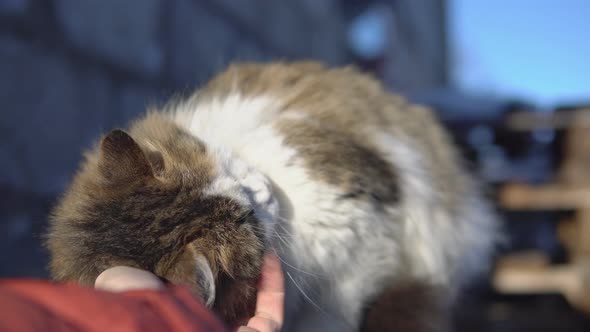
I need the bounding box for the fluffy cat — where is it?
[46,62,497,331]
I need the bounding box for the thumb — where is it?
[95,266,164,292]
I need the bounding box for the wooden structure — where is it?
[495,108,590,313]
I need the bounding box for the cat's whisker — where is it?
[272,229,292,248]
[274,215,291,223]
[286,271,326,316]
[249,226,324,279]
[274,221,296,238]
[248,222,297,242]
[271,247,327,279]
[247,223,293,238]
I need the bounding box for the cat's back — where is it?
[199,61,456,169]
[196,61,470,207]
[200,61,410,131]
[173,62,495,283]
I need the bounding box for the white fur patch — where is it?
[374,132,495,286]
[171,94,284,237]
[375,133,449,282]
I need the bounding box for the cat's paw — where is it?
[242,172,273,206]
[241,172,280,226]
[208,149,279,226]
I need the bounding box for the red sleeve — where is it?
[0,279,227,332]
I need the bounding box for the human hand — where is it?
[95,266,164,292]
[237,254,284,332]
[95,253,285,332]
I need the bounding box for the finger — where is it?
[256,254,284,319]
[237,326,262,332]
[236,327,257,332]
[95,266,164,292]
[257,254,284,292]
[244,253,285,332]
[241,315,281,332]
[252,292,284,328]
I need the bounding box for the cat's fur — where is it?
[47,62,496,331]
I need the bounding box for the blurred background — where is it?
[1,0,589,331]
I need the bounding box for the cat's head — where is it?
[47,115,277,323]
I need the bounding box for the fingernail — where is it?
[237,327,258,332]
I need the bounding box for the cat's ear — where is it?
[195,254,216,308]
[98,129,154,183]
